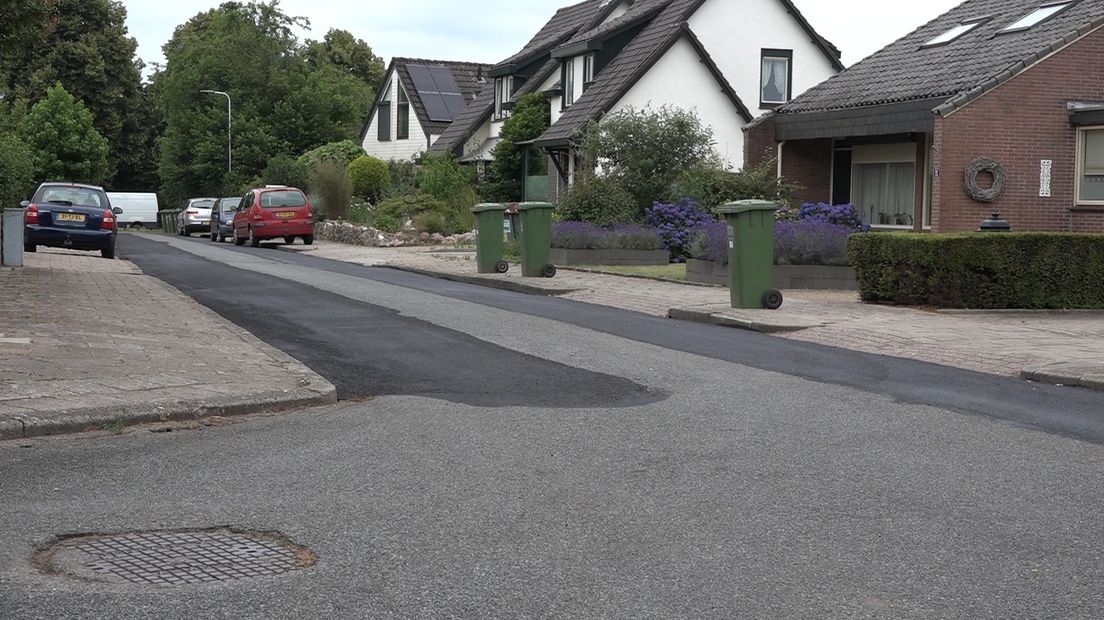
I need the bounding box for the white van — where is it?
[106,192,159,229]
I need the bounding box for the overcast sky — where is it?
[122,0,962,73]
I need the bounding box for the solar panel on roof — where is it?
[409,64,467,122]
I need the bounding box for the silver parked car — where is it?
[177,198,216,236]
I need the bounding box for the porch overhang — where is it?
[773,98,945,141]
[1069,101,1104,126]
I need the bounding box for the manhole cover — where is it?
[36,528,315,586]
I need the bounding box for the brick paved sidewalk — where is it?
[287,241,1104,388]
[0,249,336,440]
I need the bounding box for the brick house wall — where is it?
[932,26,1104,233]
[744,115,833,206]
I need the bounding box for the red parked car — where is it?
[233,186,315,247]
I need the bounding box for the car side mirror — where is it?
[20,200,30,208]
[112,206,124,215]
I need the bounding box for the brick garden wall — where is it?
[932,26,1104,232]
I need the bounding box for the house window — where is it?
[563,59,575,108]
[923,20,985,47]
[853,162,916,227]
[1078,127,1104,204]
[1002,2,1072,32]
[377,84,391,142]
[760,49,792,108]
[582,54,595,90]
[397,84,409,140]
[494,76,514,120]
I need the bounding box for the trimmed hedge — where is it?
[847,232,1104,309]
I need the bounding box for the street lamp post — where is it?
[200,89,232,173]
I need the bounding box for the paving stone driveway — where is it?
[289,241,1104,385]
[0,249,335,439]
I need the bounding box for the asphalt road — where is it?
[2,234,1103,618]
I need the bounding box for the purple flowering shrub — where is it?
[795,202,870,231]
[690,220,856,266]
[551,221,662,251]
[645,198,717,261]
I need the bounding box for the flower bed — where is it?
[550,222,669,265]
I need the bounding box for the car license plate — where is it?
[276,211,296,219]
[57,213,85,223]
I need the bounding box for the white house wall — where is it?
[361,70,429,161]
[611,36,746,168]
[688,0,838,118]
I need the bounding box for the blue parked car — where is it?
[23,182,121,259]
[209,195,242,242]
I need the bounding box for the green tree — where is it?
[486,93,550,202]
[0,0,56,75]
[20,83,109,184]
[5,0,148,188]
[347,155,389,202]
[303,29,385,90]
[157,2,376,207]
[262,154,309,189]
[0,132,35,207]
[580,105,718,216]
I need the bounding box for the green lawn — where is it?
[574,264,686,281]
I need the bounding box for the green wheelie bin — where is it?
[716,200,783,310]
[516,202,556,278]
[160,209,181,235]
[472,203,510,274]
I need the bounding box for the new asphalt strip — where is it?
[120,234,1104,444]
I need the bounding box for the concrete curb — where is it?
[666,307,818,334]
[1021,366,1104,393]
[1,261,339,441]
[384,265,584,296]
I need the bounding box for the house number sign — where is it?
[1039,159,1053,198]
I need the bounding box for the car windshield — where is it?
[260,190,307,208]
[217,197,240,211]
[190,200,215,210]
[35,186,107,208]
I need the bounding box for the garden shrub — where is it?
[347,155,389,202]
[646,198,717,261]
[0,132,34,207]
[373,192,469,233]
[672,154,800,209]
[308,159,352,219]
[262,155,309,189]
[847,232,1104,309]
[551,222,662,251]
[557,175,638,226]
[373,212,402,233]
[298,140,365,169]
[417,153,478,232]
[413,211,451,235]
[385,159,418,199]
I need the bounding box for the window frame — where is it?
[1076,125,1104,206]
[377,82,392,142]
[582,54,595,91]
[759,49,793,109]
[563,59,576,108]
[1000,1,1074,34]
[921,19,988,47]
[494,76,514,121]
[396,83,410,140]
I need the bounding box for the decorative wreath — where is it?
[964,158,1006,203]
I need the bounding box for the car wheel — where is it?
[283,236,294,245]
[234,234,245,246]
[102,245,116,260]
[24,243,36,253]
[249,228,260,247]
[302,235,314,246]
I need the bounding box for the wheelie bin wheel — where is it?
[495,260,509,274]
[763,289,784,310]
[541,264,557,278]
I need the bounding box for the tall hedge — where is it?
[847,233,1104,309]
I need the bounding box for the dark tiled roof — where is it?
[431,1,608,155]
[537,0,706,145]
[493,0,606,70]
[392,57,493,135]
[779,0,1104,114]
[535,0,843,146]
[554,0,671,52]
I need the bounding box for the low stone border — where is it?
[685,259,858,290]
[316,220,476,248]
[549,248,670,266]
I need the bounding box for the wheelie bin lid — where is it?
[516,202,555,212]
[716,200,780,215]
[471,203,508,213]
